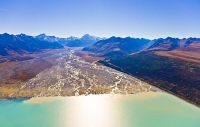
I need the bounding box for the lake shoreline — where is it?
[1,91,199,108]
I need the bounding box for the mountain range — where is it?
[147,37,200,51]
[0,33,63,56]
[1,33,200,60]
[83,36,200,58]
[35,33,105,47]
[0,33,104,56]
[147,37,200,63]
[82,36,151,57]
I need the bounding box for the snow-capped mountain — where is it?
[0,33,64,56]
[35,34,61,43]
[66,34,105,47]
[35,34,105,47]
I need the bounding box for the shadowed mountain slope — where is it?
[0,33,64,56]
[83,36,151,57]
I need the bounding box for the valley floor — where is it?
[0,48,160,99]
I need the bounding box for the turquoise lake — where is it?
[0,92,199,127]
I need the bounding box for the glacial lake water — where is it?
[0,92,199,127]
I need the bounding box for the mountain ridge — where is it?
[1,33,200,59]
[83,36,200,57]
[0,33,106,57]
[0,33,64,56]
[35,33,105,47]
[83,36,152,57]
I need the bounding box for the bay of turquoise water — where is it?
[0,92,199,127]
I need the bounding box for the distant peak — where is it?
[81,34,94,40]
[109,36,116,39]
[38,33,46,36]
[36,33,47,38]
[2,33,10,35]
[82,34,91,38]
[18,33,28,36]
[83,34,90,36]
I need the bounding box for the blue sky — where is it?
[0,0,200,39]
